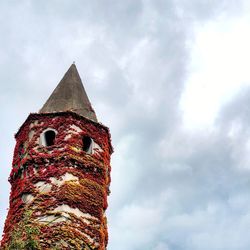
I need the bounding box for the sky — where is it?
[1,0,250,249]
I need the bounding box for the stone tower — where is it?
[1,64,113,250]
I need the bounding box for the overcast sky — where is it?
[1,1,250,249]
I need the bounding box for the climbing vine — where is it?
[4,210,41,250]
[1,112,113,250]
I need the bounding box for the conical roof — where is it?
[39,64,97,122]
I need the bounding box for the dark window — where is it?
[44,130,56,146]
[82,136,92,153]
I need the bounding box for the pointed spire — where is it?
[39,64,97,122]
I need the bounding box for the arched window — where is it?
[44,130,56,146]
[82,136,93,154]
[40,129,57,147]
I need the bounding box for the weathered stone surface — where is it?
[40,64,97,122]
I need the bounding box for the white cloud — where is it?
[180,13,250,129]
[1,1,250,250]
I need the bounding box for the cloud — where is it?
[1,1,250,250]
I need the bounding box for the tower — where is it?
[1,64,113,249]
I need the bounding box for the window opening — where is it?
[82,136,92,154]
[44,130,56,146]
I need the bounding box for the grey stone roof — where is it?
[39,64,97,122]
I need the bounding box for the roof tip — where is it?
[39,64,98,122]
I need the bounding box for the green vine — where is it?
[5,210,41,250]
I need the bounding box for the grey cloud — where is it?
[0,1,249,250]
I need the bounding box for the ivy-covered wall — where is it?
[1,112,113,250]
